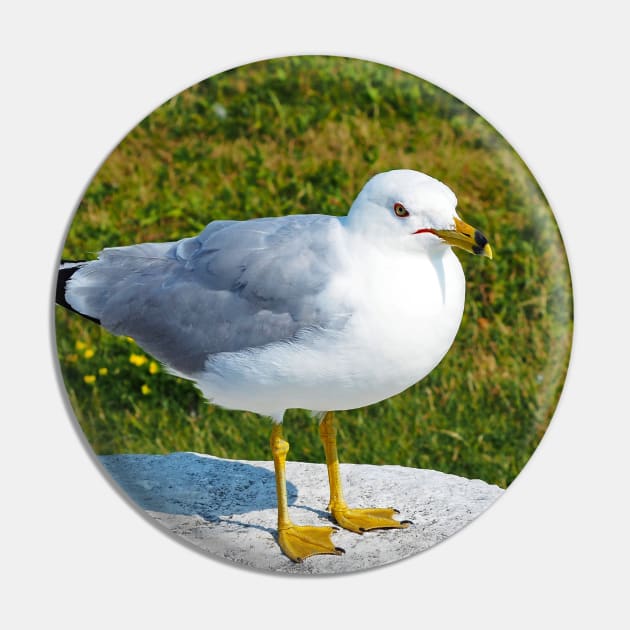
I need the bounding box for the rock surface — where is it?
[100,453,503,574]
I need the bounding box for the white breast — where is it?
[324,242,466,403]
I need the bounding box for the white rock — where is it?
[100,453,503,574]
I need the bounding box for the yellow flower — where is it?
[141,384,151,395]
[84,348,95,359]
[66,353,78,363]
[129,353,148,367]
[75,340,87,351]
[125,336,135,343]
[149,361,159,375]
[98,367,108,376]
[83,374,96,384]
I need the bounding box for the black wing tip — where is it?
[55,260,101,325]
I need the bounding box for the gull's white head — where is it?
[346,169,492,258]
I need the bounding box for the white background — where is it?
[1,2,628,628]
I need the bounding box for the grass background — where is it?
[55,56,572,489]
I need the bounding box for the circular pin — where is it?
[55,56,572,575]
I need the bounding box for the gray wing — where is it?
[66,215,350,375]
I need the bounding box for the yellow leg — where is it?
[319,411,411,534]
[270,424,344,562]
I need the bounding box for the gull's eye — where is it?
[393,202,409,218]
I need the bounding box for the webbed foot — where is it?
[278,524,345,562]
[331,506,412,534]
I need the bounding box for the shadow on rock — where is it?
[101,453,291,523]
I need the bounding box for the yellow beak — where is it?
[434,216,493,259]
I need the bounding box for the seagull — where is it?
[56,169,492,562]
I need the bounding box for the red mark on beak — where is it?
[412,228,437,236]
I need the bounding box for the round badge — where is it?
[55,56,572,574]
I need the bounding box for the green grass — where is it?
[55,56,572,488]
